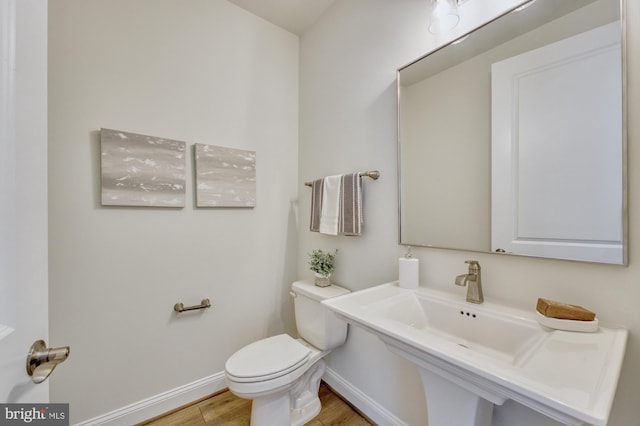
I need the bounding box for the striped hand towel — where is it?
[309,179,324,232]
[338,172,363,236]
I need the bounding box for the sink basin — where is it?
[323,282,627,426]
[365,287,546,365]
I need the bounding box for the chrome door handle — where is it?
[26,339,70,384]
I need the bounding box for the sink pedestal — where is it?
[385,342,506,426]
[419,368,494,426]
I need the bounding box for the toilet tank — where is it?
[291,281,350,350]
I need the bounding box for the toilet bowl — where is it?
[225,281,350,426]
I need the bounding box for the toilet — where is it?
[224,280,350,426]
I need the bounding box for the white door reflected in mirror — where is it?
[491,21,623,263]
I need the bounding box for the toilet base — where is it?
[251,391,291,426]
[291,398,321,426]
[248,359,326,426]
[290,359,325,426]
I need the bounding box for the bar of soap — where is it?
[536,298,596,321]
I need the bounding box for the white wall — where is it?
[48,1,298,423]
[299,0,640,425]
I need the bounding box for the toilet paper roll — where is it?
[399,257,419,289]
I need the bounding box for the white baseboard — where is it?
[323,367,408,426]
[74,368,404,426]
[74,372,227,426]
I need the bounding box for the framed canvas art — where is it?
[101,128,186,207]
[194,143,256,207]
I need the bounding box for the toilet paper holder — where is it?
[174,298,211,313]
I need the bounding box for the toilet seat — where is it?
[225,334,310,383]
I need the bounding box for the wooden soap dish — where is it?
[535,311,598,332]
[535,298,598,332]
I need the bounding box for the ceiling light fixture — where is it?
[428,0,460,34]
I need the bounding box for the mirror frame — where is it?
[396,0,628,264]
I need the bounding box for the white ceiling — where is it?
[227,0,337,35]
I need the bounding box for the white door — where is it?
[491,21,623,264]
[0,0,55,403]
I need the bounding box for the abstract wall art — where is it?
[194,143,256,207]
[100,128,187,207]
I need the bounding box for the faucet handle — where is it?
[465,260,480,274]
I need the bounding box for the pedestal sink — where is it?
[322,282,627,426]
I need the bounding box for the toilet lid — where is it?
[225,334,310,381]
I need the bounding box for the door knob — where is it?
[26,339,70,384]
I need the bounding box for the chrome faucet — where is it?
[455,260,484,304]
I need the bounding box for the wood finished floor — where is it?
[140,382,373,426]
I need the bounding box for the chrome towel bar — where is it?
[304,170,380,187]
[174,298,211,313]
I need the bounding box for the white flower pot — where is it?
[314,273,331,287]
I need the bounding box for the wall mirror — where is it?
[397,0,627,264]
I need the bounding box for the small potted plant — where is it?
[308,249,337,287]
